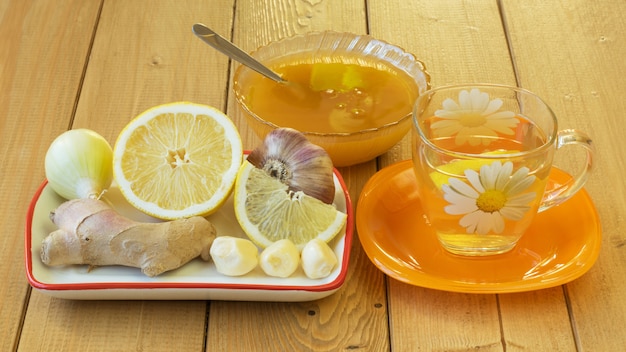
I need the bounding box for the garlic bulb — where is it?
[259,239,300,278]
[301,238,338,279]
[210,236,259,276]
[45,129,113,200]
[247,128,335,204]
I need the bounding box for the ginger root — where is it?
[40,198,216,277]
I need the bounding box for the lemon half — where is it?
[234,161,347,250]
[113,102,243,220]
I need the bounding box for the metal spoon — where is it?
[192,23,286,84]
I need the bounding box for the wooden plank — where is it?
[210,1,391,351]
[20,298,208,351]
[72,0,235,138]
[18,0,234,350]
[498,290,576,351]
[0,0,102,350]
[501,0,626,350]
[368,0,577,350]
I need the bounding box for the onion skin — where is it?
[247,128,335,204]
[45,129,113,200]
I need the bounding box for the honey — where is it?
[238,59,420,134]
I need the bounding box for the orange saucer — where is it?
[356,160,601,293]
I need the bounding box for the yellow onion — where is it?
[45,129,113,200]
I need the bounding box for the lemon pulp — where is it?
[234,161,347,250]
[113,102,242,220]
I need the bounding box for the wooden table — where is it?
[2,0,625,350]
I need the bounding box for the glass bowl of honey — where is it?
[233,31,430,167]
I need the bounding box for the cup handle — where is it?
[538,129,594,212]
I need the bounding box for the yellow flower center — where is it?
[476,189,507,213]
[459,113,487,128]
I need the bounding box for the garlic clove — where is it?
[247,128,335,204]
[259,239,300,278]
[44,129,113,200]
[301,238,338,279]
[209,236,259,276]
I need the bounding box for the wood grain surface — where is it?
[2,0,624,351]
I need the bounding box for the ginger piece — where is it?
[40,198,216,277]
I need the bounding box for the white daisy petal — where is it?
[472,213,489,234]
[479,162,500,189]
[459,90,471,108]
[455,132,471,145]
[442,183,469,200]
[509,166,531,183]
[507,192,537,206]
[478,211,503,234]
[483,98,504,115]
[432,120,464,136]
[488,111,517,119]
[500,206,529,220]
[434,110,457,118]
[505,168,535,195]
[443,183,479,215]
[470,126,498,139]
[508,176,533,195]
[448,177,479,198]
[442,188,475,206]
[466,136,483,146]
[492,212,506,233]
[484,124,516,135]
[495,162,514,189]
[441,98,460,112]
[484,116,519,130]
[460,211,482,233]
[431,119,459,128]
[465,169,485,193]
[445,202,478,215]
[468,89,489,111]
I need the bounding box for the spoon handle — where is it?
[192,23,285,83]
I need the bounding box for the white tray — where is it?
[26,169,353,301]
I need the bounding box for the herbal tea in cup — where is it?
[412,84,594,256]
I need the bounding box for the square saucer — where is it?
[356,160,601,293]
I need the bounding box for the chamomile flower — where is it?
[442,161,537,235]
[433,88,519,146]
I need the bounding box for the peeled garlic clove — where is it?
[210,236,259,276]
[247,128,335,204]
[301,238,338,279]
[45,129,113,200]
[259,239,300,278]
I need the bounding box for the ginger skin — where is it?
[40,198,216,277]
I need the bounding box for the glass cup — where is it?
[412,84,594,256]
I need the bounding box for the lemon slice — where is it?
[113,102,243,220]
[234,161,347,250]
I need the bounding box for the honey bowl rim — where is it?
[232,30,432,138]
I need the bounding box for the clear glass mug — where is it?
[412,84,594,256]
